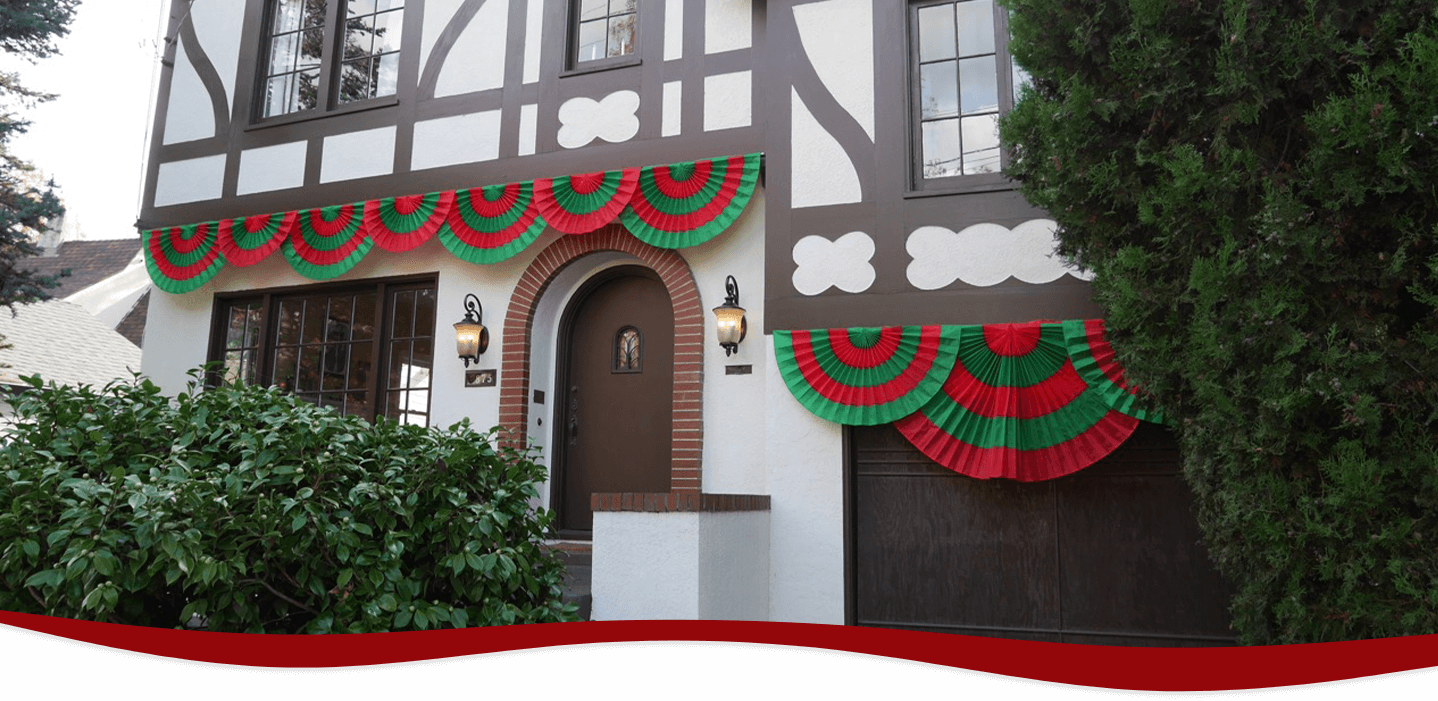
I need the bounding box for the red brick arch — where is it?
[498,225,705,494]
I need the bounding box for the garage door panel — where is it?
[1057,472,1235,641]
[878,623,1063,643]
[854,428,1060,630]
[850,423,1235,646]
[1059,632,1229,647]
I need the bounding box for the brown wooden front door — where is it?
[849,422,1235,645]
[554,267,674,536]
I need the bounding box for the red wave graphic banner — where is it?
[2,611,1435,691]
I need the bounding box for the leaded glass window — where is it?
[613,326,642,373]
[210,278,433,426]
[258,0,407,120]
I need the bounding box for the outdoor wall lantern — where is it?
[712,275,747,356]
[453,293,490,367]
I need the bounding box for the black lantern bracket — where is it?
[455,293,491,367]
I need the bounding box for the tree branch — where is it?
[238,578,318,616]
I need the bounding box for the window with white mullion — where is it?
[382,286,434,426]
[256,0,406,121]
[917,0,1002,179]
[338,0,405,105]
[911,0,1023,188]
[261,0,328,118]
[573,0,637,65]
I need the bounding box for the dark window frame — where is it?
[905,0,1022,195]
[206,273,437,426]
[612,325,643,374]
[252,0,407,126]
[563,0,641,76]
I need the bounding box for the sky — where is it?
[2,0,168,242]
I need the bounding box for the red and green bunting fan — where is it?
[283,203,374,280]
[143,154,761,291]
[533,168,640,234]
[363,191,454,252]
[620,154,760,249]
[892,322,1139,482]
[440,182,548,264]
[773,326,962,425]
[217,212,295,266]
[145,222,225,294]
[1062,318,1165,423]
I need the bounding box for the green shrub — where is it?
[0,371,577,632]
[1001,0,1438,643]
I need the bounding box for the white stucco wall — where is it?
[704,71,752,132]
[793,0,875,139]
[421,0,467,76]
[190,0,244,114]
[705,0,752,54]
[765,341,847,624]
[412,111,502,170]
[591,509,770,621]
[320,126,397,183]
[153,154,226,206]
[687,192,766,495]
[237,141,308,196]
[434,0,510,97]
[161,41,215,145]
[592,511,701,619]
[698,511,770,620]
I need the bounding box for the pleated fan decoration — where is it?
[363,191,454,252]
[621,153,761,249]
[892,322,1139,481]
[776,321,1165,481]
[1062,318,1165,423]
[282,204,375,280]
[216,212,294,267]
[533,168,640,234]
[440,182,548,264]
[143,154,762,292]
[145,222,224,294]
[772,326,963,425]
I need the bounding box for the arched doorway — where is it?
[552,266,674,536]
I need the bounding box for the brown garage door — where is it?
[849,422,1235,646]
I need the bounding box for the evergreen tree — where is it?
[0,0,78,310]
[1001,0,1438,643]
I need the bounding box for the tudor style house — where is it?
[138,0,1234,644]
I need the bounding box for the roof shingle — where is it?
[18,239,142,299]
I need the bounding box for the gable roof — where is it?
[0,300,144,389]
[19,238,142,298]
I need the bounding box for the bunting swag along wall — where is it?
[773,320,1164,482]
[145,153,762,294]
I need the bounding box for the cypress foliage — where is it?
[1000,0,1438,643]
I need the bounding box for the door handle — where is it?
[568,386,579,445]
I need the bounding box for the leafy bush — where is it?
[1001,0,1438,643]
[0,371,577,632]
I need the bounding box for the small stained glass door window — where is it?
[613,326,642,373]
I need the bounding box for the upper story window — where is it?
[259,0,406,120]
[571,0,637,68]
[909,0,1028,191]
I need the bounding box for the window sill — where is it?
[904,174,1019,198]
[560,55,641,79]
[245,95,400,132]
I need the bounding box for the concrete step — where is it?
[548,542,593,621]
